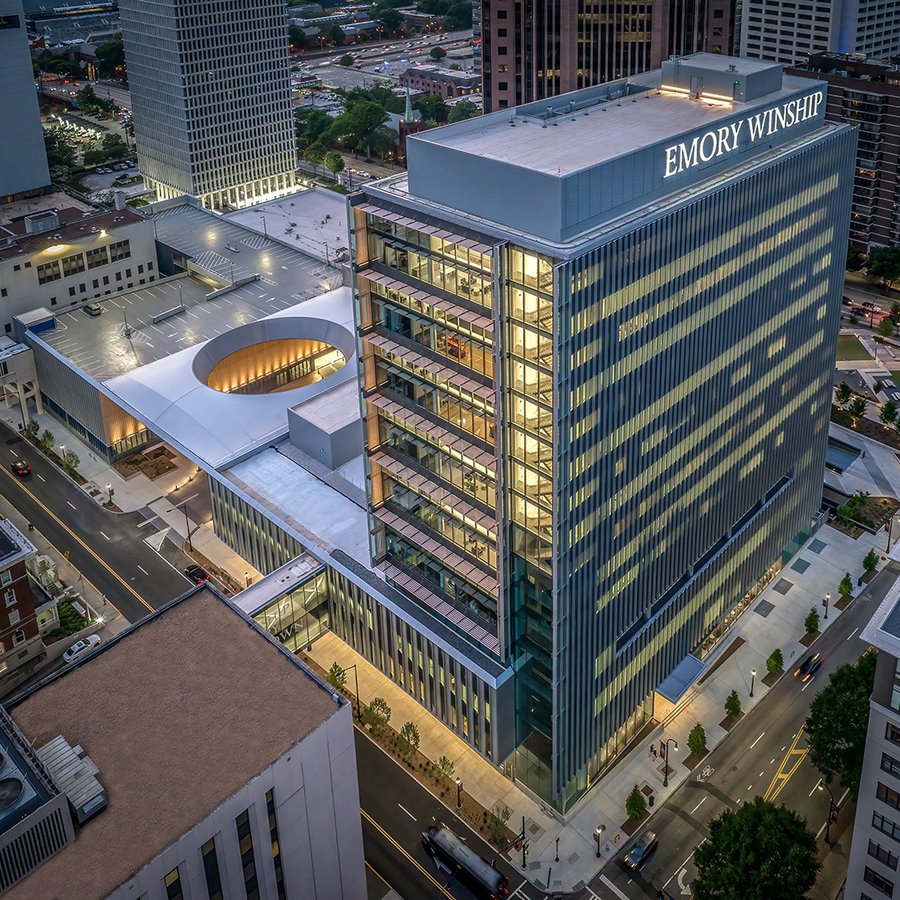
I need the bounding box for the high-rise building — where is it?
[349,53,855,809]
[740,0,900,67]
[119,0,298,211]
[789,53,900,252]
[0,0,51,201]
[481,0,736,112]
[844,580,900,899]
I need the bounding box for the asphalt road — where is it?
[0,422,192,623]
[356,729,547,900]
[595,562,900,900]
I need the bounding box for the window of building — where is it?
[1,288,7,297]
[1,570,11,587]
[883,753,900,780]
[498,27,507,36]
[5,589,16,607]
[79,283,86,294]
[7,609,19,626]
[497,8,506,17]
[266,789,286,899]
[888,724,900,748]
[864,865,895,896]
[498,46,508,55]
[102,275,110,286]
[870,840,899,870]
[164,866,184,900]
[235,809,260,900]
[115,271,122,282]
[69,286,76,297]
[12,630,25,646]
[201,838,223,900]
[109,239,131,262]
[499,82,508,90]
[86,246,109,269]
[148,260,154,271]
[878,782,900,810]
[137,264,143,274]
[62,253,85,277]
[37,261,61,285]
[874,811,900,842]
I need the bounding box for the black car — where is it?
[623,831,658,870]
[794,652,823,682]
[10,460,30,477]
[183,564,209,584]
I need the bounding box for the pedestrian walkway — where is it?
[310,521,887,893]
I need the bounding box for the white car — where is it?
[63,634,101,664]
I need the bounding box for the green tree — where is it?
[374,6,404,31]
[324,151,345,177]
[94,37,125,77]
[869,246,900,290]
[848,395,867,427]
[415,93,448,123]
[41,57,82,78]
[432,754,454,780]
[303,143,326,174]
[398,721,420,755]
[448,99,479,123]
[486,805,511,844]
[688,723,708,757]
[806,651,877,795]
[43,128,77,171]
[881,400,898,428]
[295,108,335,149]
[39,429,56,453]
[805,607,820,634]
[879,316,895,338]
[331,100,389,158]
[625,784,647,821]
[847,243,866,271]
[61,450,80,471]
[766,648,784,675]
[362,696,391,732]
[835,381,852,408]
[339,53,354,66]
[724,689,741,719]
[430,45,447,60]
[864,548,879,574]
[326,662,347,692]
[329,24,346,46]
[839,572,853,600]
[288,25,306,50]
[892,301,900,319]
[25,419,39,439]
[692,797,819,900]
[369,126,395,161]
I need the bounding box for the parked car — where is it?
[85,303,102,317]
[63,633,101,663]
[623,831,658,870]
[10,459,30,477]
[184,564,209,584]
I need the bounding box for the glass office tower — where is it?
[350,53,855,811]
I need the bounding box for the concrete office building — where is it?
[350,53,854,808]
[741,0,900,67]
[119,0,298,211]
[3,585,366,899]
[789,53,900,252]
[845,580,900,899]
[481,0,736,112]
[0,0,51,201]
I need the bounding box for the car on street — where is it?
[63,634,101,664]
[184,564,209,583]
[10,459,30,477]
[794,651,823,682]
[623,831,658,870]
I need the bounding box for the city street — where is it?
[594,563,900,900]
[0,421,192,623]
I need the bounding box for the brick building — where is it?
[0,519,42,692]
[399,66,481,100]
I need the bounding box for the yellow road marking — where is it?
[764,727,808,803]
[361,807,455,899]
[0,465,153,613]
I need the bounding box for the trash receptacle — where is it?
[648,794,655,808]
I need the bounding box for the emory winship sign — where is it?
[663,90,825,178]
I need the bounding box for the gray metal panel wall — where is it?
[552,123,856,802]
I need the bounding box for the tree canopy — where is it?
[869,246,900,289]
[94,37,125,77]
[448,99,479,123]
[805,650,876,795]
[692,797,819,900]
[414,93,448,123]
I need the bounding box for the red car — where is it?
[10,460,30,477]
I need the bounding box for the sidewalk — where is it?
[309,522,885,893]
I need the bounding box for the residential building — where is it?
[0,204,157,333]
[0,519,42,696]
[349,53,854,809]
[481,0,736,112]
[845,579,900,899]
[0,0,51,201]
[788,53,900,251]
[119,0,298,210]
[740,0,900,67]
[399,65,482,100]
[3,584,366,898]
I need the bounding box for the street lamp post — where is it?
[455,776,462,809]
[817,781,837,846]
[662,739,679,787]
[342,663,361,719]
[106,482,113,504]
[823,592,830,621]
[260,216,268,240]
[750,668,756,698]
[594,824,605,857]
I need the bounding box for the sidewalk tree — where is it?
[625,784,647,821]
[804,607,820,635]
[692,797,819,900]
[324,151,345,178]
[486,804,511,844]
[882,400,898,428]
[25,419,39,439]
[724,689,741,719]
[835,381,852,407]
[329,24,346,46]
[869,245,900,290]
[805,650,877,795]
[303,143,326,174]
[864,548,879,574]
[688,723,708,758]
[363,695,391,733]
[848,395,868,427]
[61,450,80,472]
[766,648,784,675]
[880,317,896,338]
[839,572,853,600]
[432,754,454,781]
[339,53,354,67]
[326,662,347,692]
[398,721,420,756]
[39,429,56,453]
[847,243,866,271]
[429,45,447,59]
